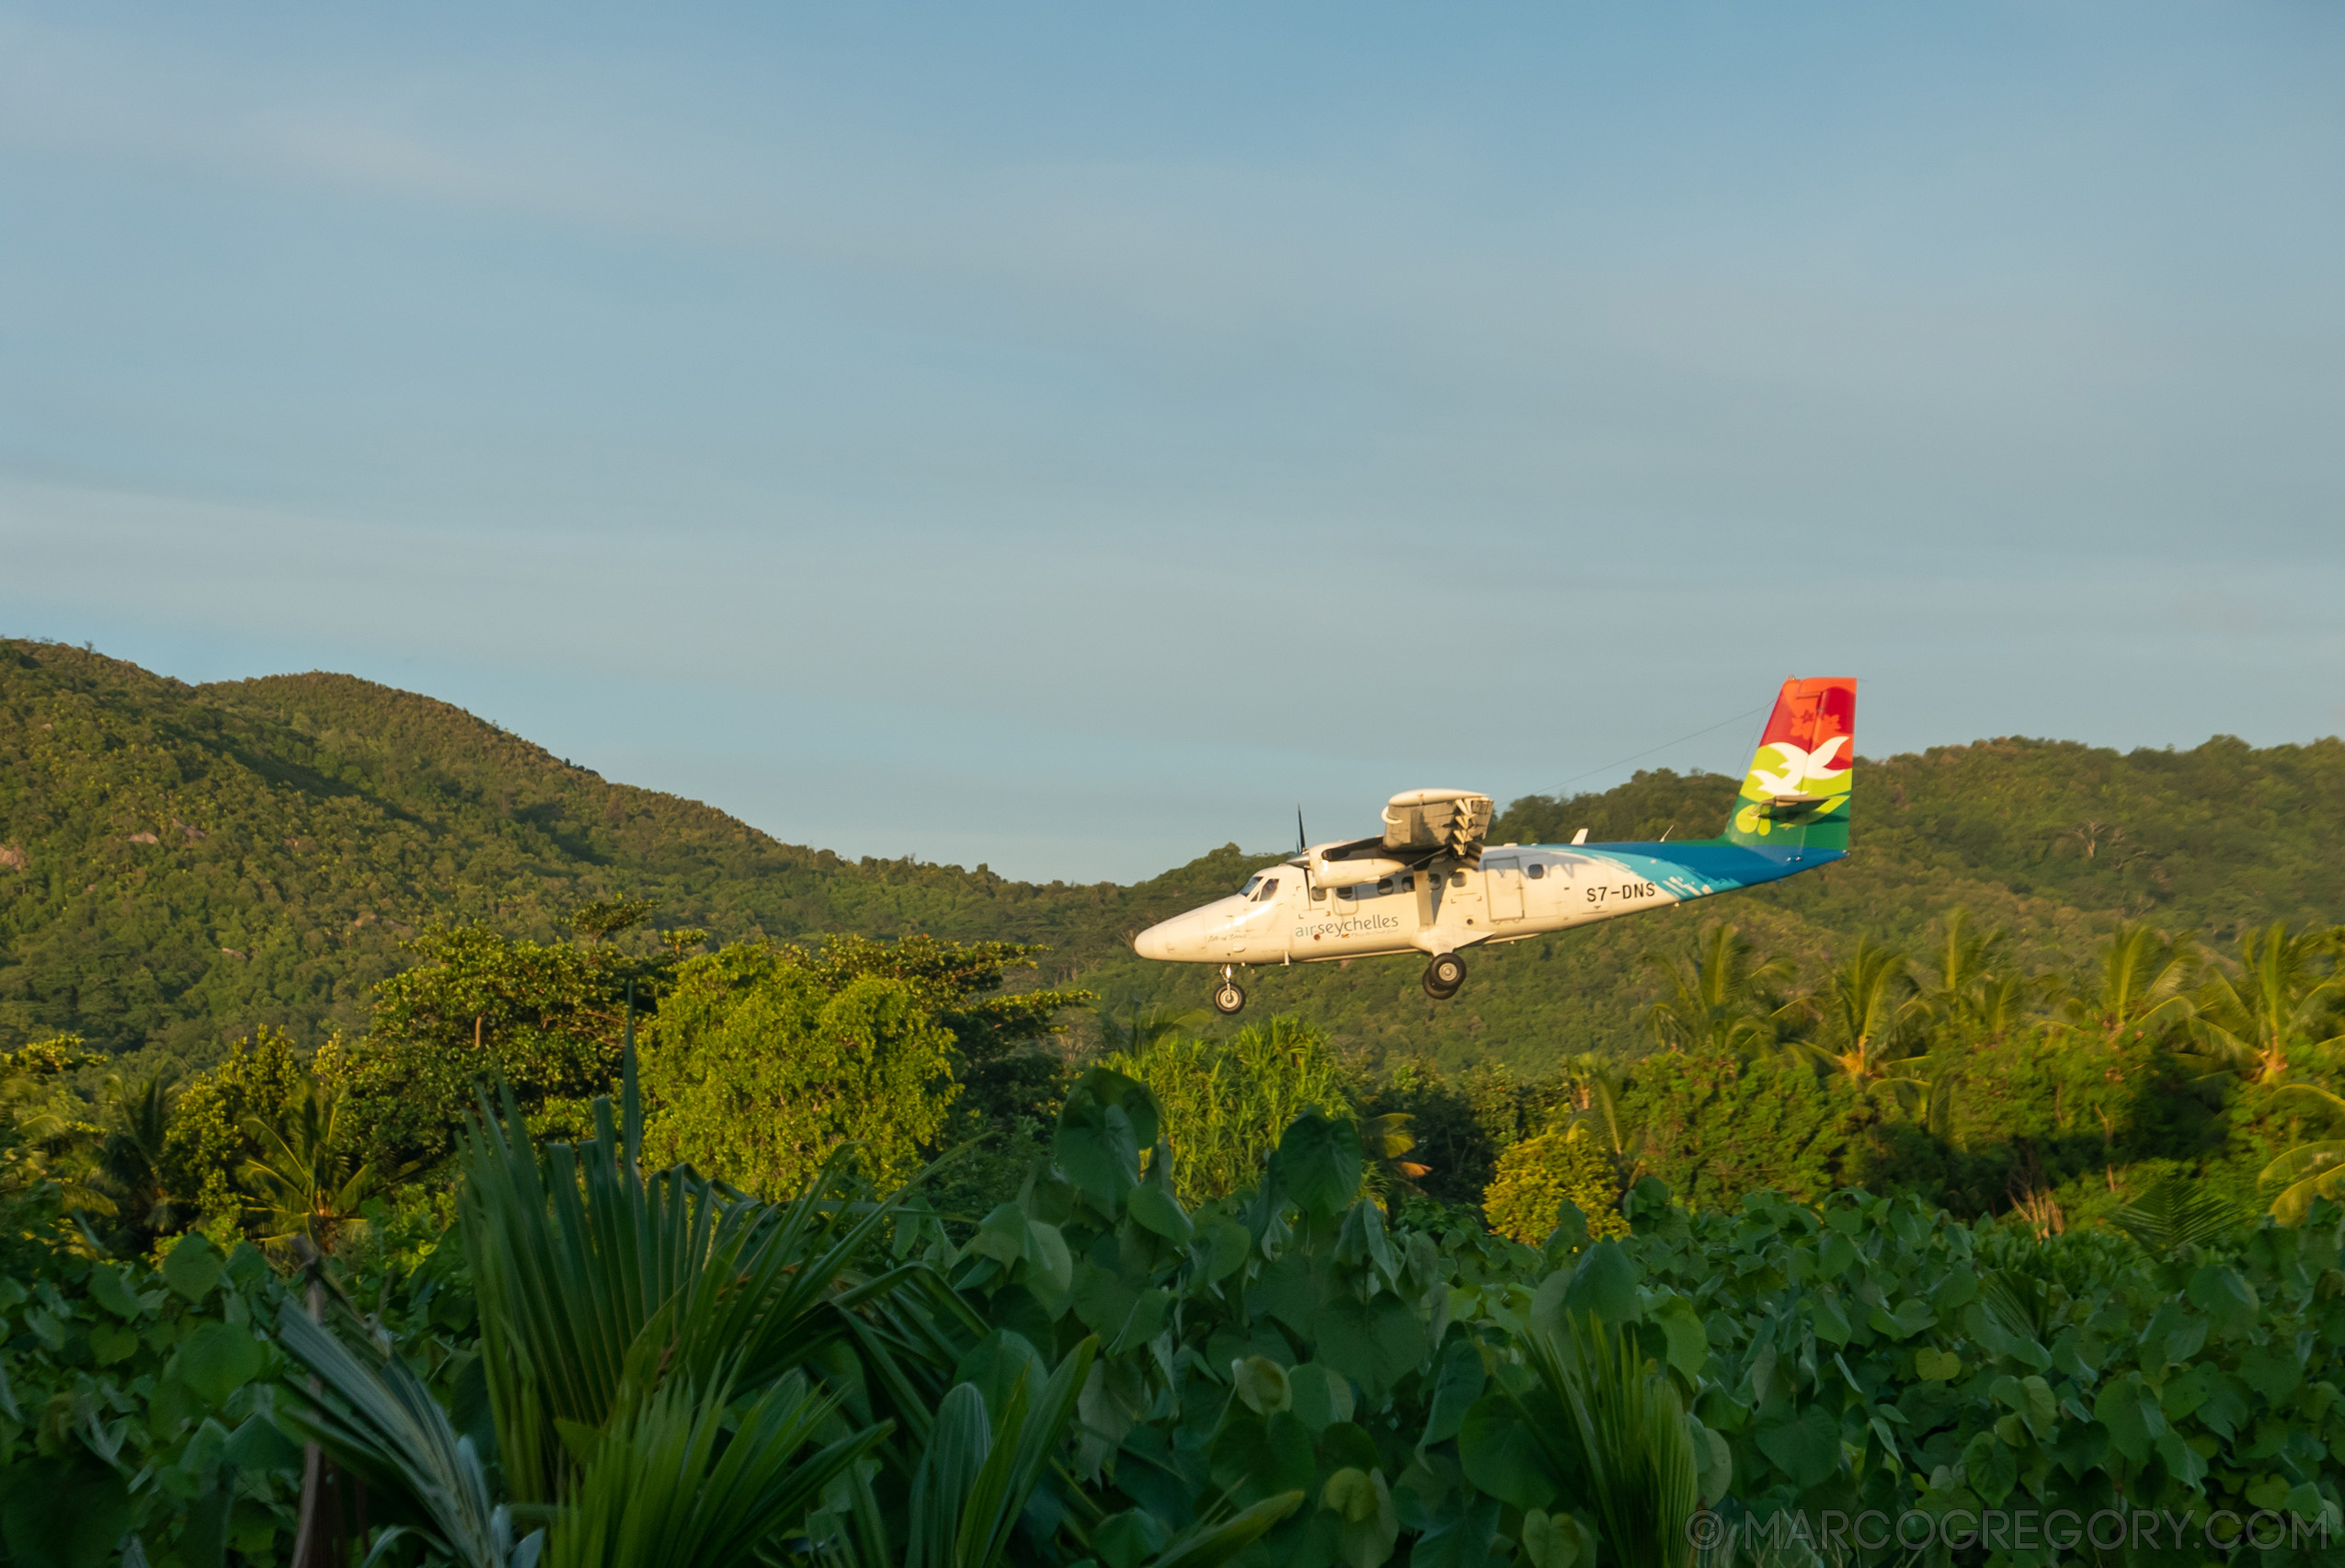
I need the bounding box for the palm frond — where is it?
[2262,1145,2345,1226]
[1521,1312,1699,1568]
[461,1076,936,1504]
[274,1299,522,1568]
[543,1370,885,1568]
[2107,1176,2239,1257]
[904,1338,1096,1568]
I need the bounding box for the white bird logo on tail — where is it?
[1746,734,1849,797]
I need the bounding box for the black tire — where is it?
[1211,980,1247,1015]
[1424,954,1467,999]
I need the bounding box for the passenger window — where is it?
[1312,885,1327,901]
[1254,877,1279,901]
[1449,871,1467,887]
[1527,864,1545,880]
[1376,878,1393,896]
[1401,875,1414,891]
[1336,886,1357,902]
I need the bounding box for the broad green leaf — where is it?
[967,1203,1029,1266]
[1289,1363,1356,1434]
[1280,1114,1364,1219]
[2156,1428,2207,1489]
[1096,1508,1170,1568]
[86,1322,138,1366]
[2237,1345,2304,1402]
[162,1234,224,1304]
[1914,1347,1962,1381]
[1691,1419,1733,1506]
[1057,1068,1161,1205]
[1422,1337,1486,1447]
[1024,1219,1074,1300]
[2093,1376,2165,1464]
[1458,1393,1561,1511]
[1991,1373,2057,1437]
[1128,1184,1195,1244]
[223,1411,304,1472]
[1650,1296,1709,1380]
[1810,1291,1852,1346]
[177,1322,265,1406]
[1869,1299,1934,1341]
[1203,1221,1251,1283]
[1310,1292,1427,1399]
[957,1329,1045,1419]
[87,1265,145,1322]
[1560,1242,1640,1327]
[0,1458,132,1568]
[1754,1402,1840,1489]
[1320,1421,1382,1472]
[1210,1411,1317,1503]
[1233,1356,1291,1416]
[1519,1508,1590,1568]
[2186,1265,2259,1337]
[1962,1428,2018,1505]
[1321,1467,1399,1568]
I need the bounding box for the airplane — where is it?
[1132,676,1856,1015]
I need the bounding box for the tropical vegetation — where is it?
[10,636,2345,1562]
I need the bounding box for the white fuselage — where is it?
[1132,843,1696,967]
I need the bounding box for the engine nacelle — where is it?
[1383,789,1493,862]
[1302,842,1419,887]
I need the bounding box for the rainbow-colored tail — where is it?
[1722,677,1856,852]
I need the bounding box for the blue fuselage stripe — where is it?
[1525,841,1844,900]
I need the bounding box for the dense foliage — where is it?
[10,1065,2345,1566]
[642,946,959,1192]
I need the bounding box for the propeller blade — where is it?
[1297,807,1306,854]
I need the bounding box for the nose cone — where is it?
[1134,920,1175,961]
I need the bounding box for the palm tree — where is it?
[2192,922,2344,1086]
[240,1080,409,1253]
[1796,938,1927,1088]
[1098,1001,1207,1055]
[1642,922,1801,1058]
[0,1038,111,1218]
[1557,1052,1645,1179]
[91,1072,184,1252]
[1916,910,2042,1043]
[2053,921,2195,1049]
[2258,1083,2345,1223]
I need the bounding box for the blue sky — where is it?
[4,3,2340,881]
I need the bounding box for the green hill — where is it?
[5,637,2342,1078]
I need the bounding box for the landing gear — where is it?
[1423,953,1467,1001]
[1211,966,1248,1016]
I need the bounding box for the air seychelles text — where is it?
[1298,914,1403,940]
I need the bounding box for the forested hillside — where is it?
[5,637,2342,1078]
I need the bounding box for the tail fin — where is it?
[1722,677,1856,851]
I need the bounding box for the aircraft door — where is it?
[1484,856,1526,921]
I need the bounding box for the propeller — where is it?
[1297,807,1307,855]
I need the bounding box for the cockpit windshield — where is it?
[1240,875,1264,898]
[1252,877,1279,901]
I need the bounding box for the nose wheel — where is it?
[1210,966,1247,1016]
[1423,953,1467,1001]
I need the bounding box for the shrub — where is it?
[1104,1015,1354,1204]
[640,944,957,1194]
[1482,1127,1626,1242]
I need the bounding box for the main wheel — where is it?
[1423,953,1467,1000]
[1211,980,1247,1015]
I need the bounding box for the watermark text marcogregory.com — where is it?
[1685,1505,2337,1557]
